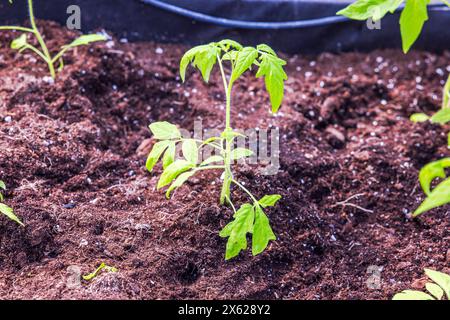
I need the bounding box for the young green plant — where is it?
[0,0,106,79]
[146,40,287,260]
[0,180,24,226]
[406,76,450,217]
[82,262,118,281]
[393,268,450,300]
[338,1,450,216]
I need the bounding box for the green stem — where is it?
[232,179,259,205]
[27,0,55,79]
[225,195,237,214]
[0,26,34,33]
[218,56,232,130]
[21,44,47,61]
[220,137,233,205]
[51,47,69,64]
[217,56,234,205]
[443,75,450,109]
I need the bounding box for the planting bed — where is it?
[0,22,448,300]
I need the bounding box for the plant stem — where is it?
[225,195,237,214]
[0,26,34,33]
[27,0,55,79]
[217,56,233,204]
[232,179,259,205]
[21,44,47,61]
[443,75,450,109]
[221,134,233,204]
[51,47,69,64]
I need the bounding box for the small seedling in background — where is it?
[146,40,287,260]
[0,180,24,226]
[82,263,118,281]
[413,158,450,217]
[338,1,450,216]
[393,269,450,300]
[0,0,106,79]
[408,76,450,216]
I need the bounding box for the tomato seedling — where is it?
[0,0,106,79]
[413,158,450,217]
[82,262,118,281]
[393,268,450,300]
[146,40,287,259]
[410,77,450,217]
[338,1,450,216]
[0,180,24,226]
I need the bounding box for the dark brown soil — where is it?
[0,21,448,300]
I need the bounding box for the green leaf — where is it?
[146,140,171,172]
[425,283,444,300]
[430,108,450,124]
[221,130,246,140]
[149,121,181,140]
[220,204,255,260]
[218,220,235,238]
[63,34,107,49]
[0,181,4,202]
[217,39,243,51]
[443,75,450,109]
[82,263,117,281]
[256,53,288,113]
[165,171,195,199]
[392,290,435,300]
[182,139,198,164]
[400,0,429,53]
[230,47,258,83]
[252,206,276,256]
[414,177,450,217]
[157,160,194,189]
[180,45,206,82]
[230,148,253,160]
[410,113,429,123]
[0,203,24,226]
[192,44,220,83]
[162,141,176,169]
[417,158,450,196]
[258,194,282,208]
[392,269,450,300]
[10,34,27,50]
[256,44,277,56]
[222,51,238,62]
[200,155,224,166]
[180,43,221,83]
[425,269,450,299]
[203,136,222,144]
[337,0,403,21]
